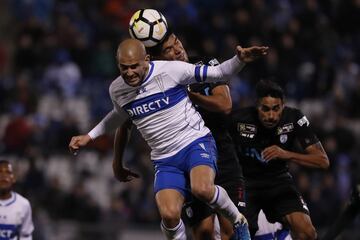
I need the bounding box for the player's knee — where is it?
[191,184,213,202]
[159,206,181,227]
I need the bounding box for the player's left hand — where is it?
[261,145,289,162]
[236,45,269,63]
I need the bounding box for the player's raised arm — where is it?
[173,45,269,85]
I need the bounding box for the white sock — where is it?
[208,185,243,224]
[160,219,187,240]
[213,214,221,240]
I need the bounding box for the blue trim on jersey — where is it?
[142,61,154,85]
[194,65,201,82]
[123,85,187,120]
[0,192,16,207]
[202,65,208,82]
[5,194,16,206]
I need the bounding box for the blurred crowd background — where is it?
[0,0,359,239]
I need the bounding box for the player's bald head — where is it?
[117,38,147,63]
[116,39,150,87]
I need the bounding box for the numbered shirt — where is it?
[229,106,319,188]
[0,192,33,240]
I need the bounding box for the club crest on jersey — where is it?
[136,86,147,95]
[277,123,294,135]
[280,134,288,143]
[297,116,309,127]
[238,123,256,139]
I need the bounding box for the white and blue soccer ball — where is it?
[129,9,168,47]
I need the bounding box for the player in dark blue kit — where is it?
[228,80,330,240]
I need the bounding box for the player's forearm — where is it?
[286,151,329,169]
[113,121,132,168]
[218,55,246,78]
[188,92,232,114]
[88,110,124,139]
[195,56,245,83]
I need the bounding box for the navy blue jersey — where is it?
[229,106,319,188]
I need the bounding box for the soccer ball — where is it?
[129,9,168,47]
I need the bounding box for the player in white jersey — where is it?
[69,39,268,240]
[0,160,34,240]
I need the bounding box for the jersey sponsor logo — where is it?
[238,123,256,138]
[123,85,187,119]
[276,123,294,135]
[0,224,19,238]
[297,116,309,127]
[245,148,267,164]
[280,134,288,143]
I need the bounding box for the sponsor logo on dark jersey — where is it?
[238,123,257,138]
[276,123,294,135]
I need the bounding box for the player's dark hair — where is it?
[146,27,174,59]
[0,160,10,165]
[255,79,284,101]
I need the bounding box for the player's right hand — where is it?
[113,166,140,182]
[69,134,92,155]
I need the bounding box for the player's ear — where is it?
[145,54,150,61]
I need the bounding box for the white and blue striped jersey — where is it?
[0,192,34,240]
[89,56,245,160]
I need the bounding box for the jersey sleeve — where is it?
[20,200,34,240]
[171,55,245,85]
[294,109,319,149]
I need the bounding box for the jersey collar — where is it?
[141,61,154,85]
[0,192,16,206]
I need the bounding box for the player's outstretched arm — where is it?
[112,120,140,182]
[261,142,329,169]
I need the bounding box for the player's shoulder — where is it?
[153,60,188,69]
[109,75,124,91]
[231,106,257,122]
[282,106,304,122]
[14,192,32,208]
